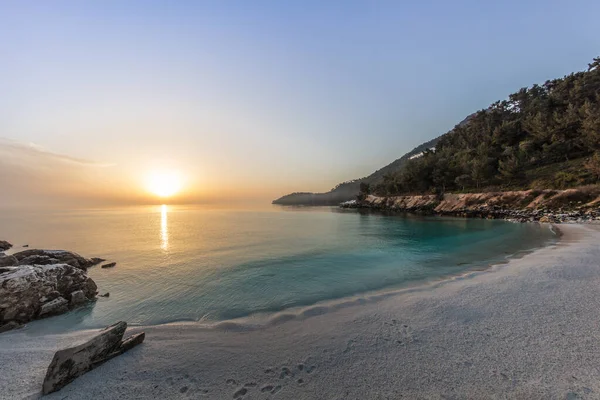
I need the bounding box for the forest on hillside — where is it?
[367,57,600,198]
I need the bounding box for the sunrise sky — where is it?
[1,1,599,207]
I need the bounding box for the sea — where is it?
[0,205,558,332]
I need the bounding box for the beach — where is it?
[2,224,600,399]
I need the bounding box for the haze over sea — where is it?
[0,206,557,332]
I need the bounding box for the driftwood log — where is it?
[42,321,144,394]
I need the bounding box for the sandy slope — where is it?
[2,225,600,400]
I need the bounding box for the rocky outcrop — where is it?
[42,321,145,394]
[0,263,97,330]
[344,188,600,223]
[11,249,102,270]
[0,240,12,251]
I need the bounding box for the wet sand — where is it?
[2,224,599,399]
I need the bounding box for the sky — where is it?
[1,0,599,207]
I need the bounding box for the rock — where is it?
[90,257,106,265]
[0,255,17,267]
[0,240,12,251]
[11,249,97,270]
[39,297,69,317]
[16,255,60,266]
[539,216,551,223]
[22,244,29,248]
[0,321,22,333]
[0,263,97,327]
[101,262,116,269]
[86,277,98,294]
[100,292,110,298]
[70,290,87,305]
[42,321,145,394]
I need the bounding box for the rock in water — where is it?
[90,257,106,265]
[101,262,116,268]
[0,321,22,333]
[11,249,97,270]
[42,321,145,394]
[0,240,12,251]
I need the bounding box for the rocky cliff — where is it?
[343,187,600,223]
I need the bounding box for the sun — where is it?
[146,170,182,198]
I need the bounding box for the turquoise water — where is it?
[0,205,557,331]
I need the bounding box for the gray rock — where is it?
[101,262,116,269]
[42,321,145,394]
[0,255,17,267]
[12,249,97,270]
[0,263,97,325]
[70,290,87,305]
[90,257,105,265]
[0,240,12,251]
[39,297,69,317]
[16,255,60,266]
[0,321,22,333]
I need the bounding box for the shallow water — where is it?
[0,205,557,331]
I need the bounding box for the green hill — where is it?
[273,56,600,205]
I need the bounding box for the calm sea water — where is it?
[0,205,557,332]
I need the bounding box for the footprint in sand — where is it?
[279,367,294,379]
[343,339,355,354]
[165,374,209,397]
[261,384,282,395]
[233,387,247,399]
[393,323,415,344]
[261,385,274,393]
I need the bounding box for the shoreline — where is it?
[342,189,600,224]
[160,222,562,332]
[2,224,599,399]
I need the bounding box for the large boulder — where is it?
[0,240,12,251]
[0,263,97,328]
[11,249,102,270]
[42,321,145,394]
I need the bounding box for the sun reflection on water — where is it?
[160,204,169,251]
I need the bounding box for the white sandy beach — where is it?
[2,224,600,400]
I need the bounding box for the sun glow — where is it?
[146,171,183,198]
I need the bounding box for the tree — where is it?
[367,56,600,195]
[498,154,524,184]
[455,174,472,191]
[581,99,600,151]
[585,152,600,182]
[588,57,600,71]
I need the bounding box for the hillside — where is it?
[274,56,600,205]
[272,132,443,205]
